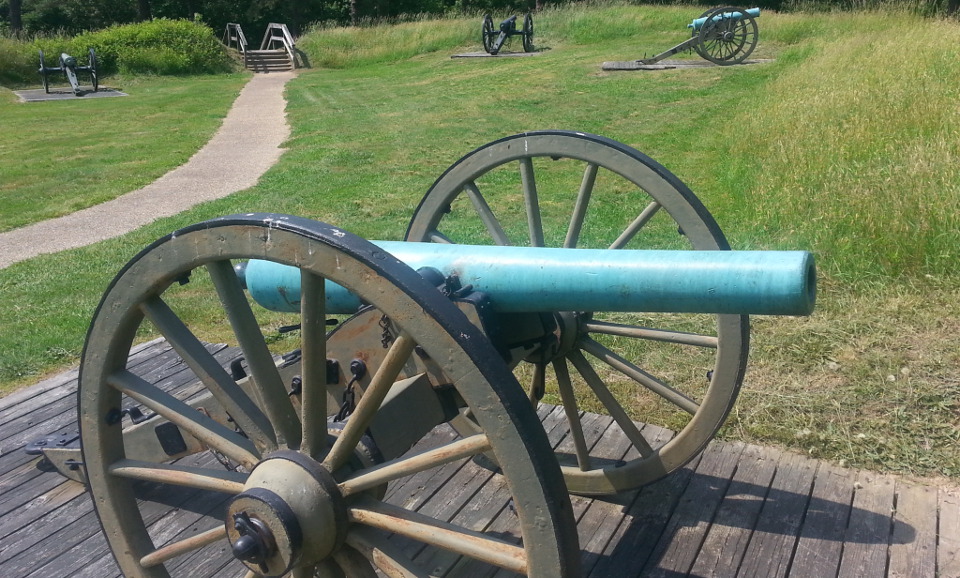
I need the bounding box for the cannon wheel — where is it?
[405,131,749,496]
[522,13,534,52]
[39,50,50,93]
[482,14,495,54]
[89,47,99,92]
[78,214,579,577]
[695,6,758,65]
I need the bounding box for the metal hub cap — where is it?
[225,451,346,576]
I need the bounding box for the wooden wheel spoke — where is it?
[464,181,512,246]
[564,162,599,248]
[140,295,277,452]
[108,459,247,493]
[519,157,544,247]
[346,526,428,578]
[552,359,592,470]
[584,319,719,348]
[566,350,655,457]
[207,260,302,448]
[348,497,527,574]
[579,336,699,415]
[339,434,491,497]
[139,525,227,568]
[323,332,416,471]
[610,200,661,249]
[427,230,454,244]
[300,270,328,459]
[107,370,261,469]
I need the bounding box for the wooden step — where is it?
[244,49,293,72]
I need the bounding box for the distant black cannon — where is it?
[38,48,99,96]
[640,6,760,66]
[482,13,534,55]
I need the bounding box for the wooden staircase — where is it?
[223,22,298,73]
[244,49,294,72]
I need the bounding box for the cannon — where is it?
[38,48,99,96]
[482,13,534,55]
[58,131,813,576]
[639,6,760,66]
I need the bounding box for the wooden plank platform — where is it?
[1,339,958,577]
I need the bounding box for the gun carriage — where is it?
[482,13,534,55]
[38,48,99,95]
[640,6,760,66]
[56,131,814,576]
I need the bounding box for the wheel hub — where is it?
[225,451,347,576]
[553,311,587,360]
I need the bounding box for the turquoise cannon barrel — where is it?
[689,7,760,30]
[240,242,816,316]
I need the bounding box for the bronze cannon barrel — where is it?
[240,242,816,316]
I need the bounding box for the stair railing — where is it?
[223,23,248,67]
[260,23,297,69]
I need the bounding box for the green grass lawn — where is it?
[0,73,250,232]
[0,4,958,479]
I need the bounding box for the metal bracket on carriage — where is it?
[25,430,87,485]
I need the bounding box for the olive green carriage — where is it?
[65,131,814,577]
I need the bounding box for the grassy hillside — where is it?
[0,4,957,478]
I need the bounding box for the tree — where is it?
[9,0,22,33]
[137,0,152,20]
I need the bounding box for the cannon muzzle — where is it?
[241,242,815,316]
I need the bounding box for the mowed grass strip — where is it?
[0,73,250,232]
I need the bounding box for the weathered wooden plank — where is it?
[586,452,705,577]
[0,480,93,565]
[0,370,78,413]
[836,470,895,578]
[736,450,817,578]
[0,479,87,541]
[0,339,173,428]
[940,486,960,578]
[690,443,781,577]
[641,441,745,577]
[786,460,854,578]
[888,480,938,578]
[0,458,68,517]
[27,531,119,578]
[574,418,649,574]
[383,424,461,506]
[411,406,585,575]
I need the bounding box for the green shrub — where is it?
[0,19,235,87]
[73,19,234,75]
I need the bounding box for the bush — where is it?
[0,19,235,87]
[73,19,235,75]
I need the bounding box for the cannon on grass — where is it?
[482,13,534,55]
[640,6,760,66]
[54,131,814,576]
[38,48,99,96]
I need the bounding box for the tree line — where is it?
[3,0,957,38]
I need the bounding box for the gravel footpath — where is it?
[0,71,296,270]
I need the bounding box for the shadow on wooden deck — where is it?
[1,339,957,577]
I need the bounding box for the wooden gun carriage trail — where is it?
[5,131,959,577]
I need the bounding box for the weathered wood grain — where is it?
[1,339,959,578]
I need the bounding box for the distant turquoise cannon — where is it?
[639,5,760,66]
[240,243,815,316]
[688,7,761,31]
